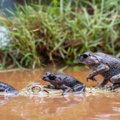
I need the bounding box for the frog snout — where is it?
[42,76,46,80]
[42,76,49,81]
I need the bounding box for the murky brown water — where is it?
[0,68,120,120]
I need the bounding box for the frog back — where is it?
[56,74,82,87]
[96,52,120,68]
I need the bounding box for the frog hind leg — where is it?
[110,74,120,90]
[60,85,72,95]
[73,84,86,94]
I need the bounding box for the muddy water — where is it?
[0,69,120,120]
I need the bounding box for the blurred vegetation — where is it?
[0,0,120,69]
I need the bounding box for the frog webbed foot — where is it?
[108,83,120,91]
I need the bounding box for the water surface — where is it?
[0,69,120,120]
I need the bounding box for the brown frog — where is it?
[78,51,120,90]
[42,72,85,95]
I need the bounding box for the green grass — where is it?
[0,0,120,69]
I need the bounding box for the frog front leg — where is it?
[87,64,109,81]
[73,84,86,93]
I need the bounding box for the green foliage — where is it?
[0,0,120,69]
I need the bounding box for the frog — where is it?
[0,82,18,95]
[77,51,120,90]
[42,72,86,95]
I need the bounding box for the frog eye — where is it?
[82,54,89,59]
[49,74,56,80]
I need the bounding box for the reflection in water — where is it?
[0,69,120,120]
[13,95,84,114]
[0,96,13,106]
[10,95,85,120]
[1,94,120,120]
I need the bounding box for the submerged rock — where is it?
[19,82,63,97]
